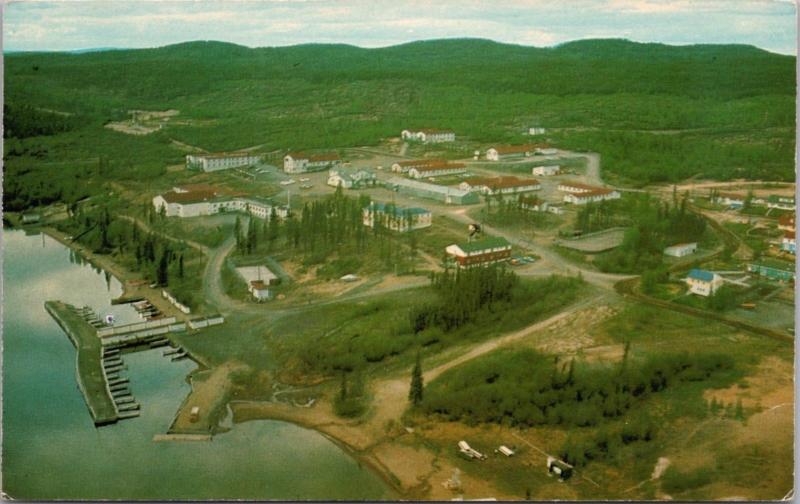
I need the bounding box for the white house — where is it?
[401,129,455,143]
[186,152,262,172]
[363,202,433,232]
[664,242,698,257]
[563,189,621,205]
[685,269,723,297]
[528,127,546,135]
[327,167,377,189]
[249,280,272,302]
[407,162,467,179]
[532,165,561,176]
[284,151,342,173]
[459,176,541,196]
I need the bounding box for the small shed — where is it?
[547,456,573,481]
[340,274,359,283]
[190,406,200,422]
[249,280,272,301]
[498,445,515,457]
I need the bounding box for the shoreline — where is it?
[229,400,412,499]
[41,226,193,322]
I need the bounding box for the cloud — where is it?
[3,0,796,54]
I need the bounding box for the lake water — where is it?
[2,229,392,500]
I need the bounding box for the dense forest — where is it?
[4,38,795,211]
[422,347,736,465]
[590,193,708,273]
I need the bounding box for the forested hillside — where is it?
[4,38,795,209]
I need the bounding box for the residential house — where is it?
[532,165,561,176]
[385,177,480,205]
[445,236,512,268]
[407,162,467,179]
[283,151,342,173]
[664,242,698,257]
[186,152,262,172]
[748,260,795,282]
[327,167,377,189]
[401,128,455,143]
[459,176,541,196]
[363,202,432,232]
[685,269,723,297]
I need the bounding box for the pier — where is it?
[46,299,206,429]
[44,301,119,426]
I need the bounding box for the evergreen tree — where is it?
[409,352,424,406]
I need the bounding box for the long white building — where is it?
[153,185,288,219]
[401,129,455,143]
[186,152,262,172]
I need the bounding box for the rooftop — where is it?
[387,177,472,197]
[395,158,448,168]
[687,268,715,282]
[412,162,466,172]
[287,151,341,162]
[750,258,795,272]
[463,176,540,189]
[455,236,511,253]
[367,202,430,216]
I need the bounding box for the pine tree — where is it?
[409,352,424,406]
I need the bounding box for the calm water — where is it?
[2,229,392,500]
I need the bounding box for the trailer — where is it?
[497,445,515,457]
[458,440,487,460]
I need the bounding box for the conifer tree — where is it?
[409,352,424,406]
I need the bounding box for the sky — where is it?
[3,0,797,55]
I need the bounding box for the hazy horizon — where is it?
[4,0,796,55]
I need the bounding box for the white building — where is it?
[401,129,455,143]
[153,186,288,220]
[459,176,541,196]
[532,165,561,176]
[685,269,723,297]
[767,195,796,211]
[249,280,272,302]
[284,151,342,173]
[713,193,746,208]
[327,167,377,189]
[391,158,448,173]
[186,152,262,172]
[664,242,698,257]
[563,189,621,205]
[407,162,467,179]
[363,202,433,232]
[528,127,546,135]
[485,145,535,161]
